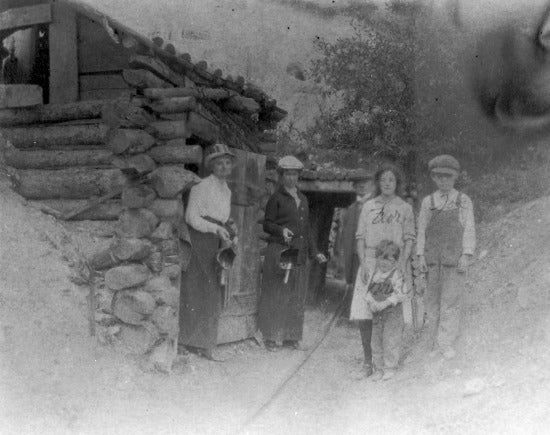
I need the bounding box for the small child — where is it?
[365,239,408,381]
[416,154,475,360]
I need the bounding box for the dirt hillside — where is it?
[0,166,549,434]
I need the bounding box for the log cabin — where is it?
[0,0,287,356]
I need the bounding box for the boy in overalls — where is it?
[416,155,476,359]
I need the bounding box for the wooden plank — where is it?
[218,149,265,344]
[298,180,355,193]
[49,2,77,103]
[0,3,51,32]
[79,74,128,92]
[0,84,42,108]
[77,15,130,73]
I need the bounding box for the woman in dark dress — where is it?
[179,144,236,360]
[258,156,327,351]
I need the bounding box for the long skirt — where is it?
[179,227,221,351]
[258,242,308,342]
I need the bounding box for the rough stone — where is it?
[121,185,157,209]
[95,312,118,326]
[111,238,153,262]
[144,275,179,307]
[151,221,175,240]
[112,289,156,324]
[144,251,163,273]
[89,247,119,270]
[105,264,152,290]
[117,208,159,238]
[147,338,177,373]
[151,305,179,337]
[161,264,181,280]
[117,322,159,355]
[96,287,115,313]
[160,239,179,257]
[149,166,199,198]
[147,199,184,224]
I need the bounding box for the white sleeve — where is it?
[185,183,219,234]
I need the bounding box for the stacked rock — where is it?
[89,141,197,373]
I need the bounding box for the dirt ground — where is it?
[1,171,549,435]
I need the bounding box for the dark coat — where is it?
[258,186,318,342]
[263,186,318,263]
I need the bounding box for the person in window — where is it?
[179,144,236,361]
[258,156,327,351]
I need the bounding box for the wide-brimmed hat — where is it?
[205,143,235,167]
[278,155,304,171]
[428,154,460,175]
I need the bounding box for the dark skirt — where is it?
[258,242,308,342]
[179,227,221,351]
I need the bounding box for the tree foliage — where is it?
[302,2,419,166]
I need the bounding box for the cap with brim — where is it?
[428,154,460,174]
[205,143,235,166]
[430,167,458,175]
[278,155,304,171]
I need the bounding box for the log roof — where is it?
[3,0,286,126]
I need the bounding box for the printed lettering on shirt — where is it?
[371,205,402,225]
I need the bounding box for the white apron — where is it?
[349,256,376,321]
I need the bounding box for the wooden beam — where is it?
[14,168,129,199]
[4,148,114,169]
[144,87,231,101]
[148,143,203,165]
[146,96,197,114]
[3,124,109,149]
[0,99,105,126]
[0,3,51,32]
[0,84,42,108]
[29,199,123,221]
[298,180,355,193]
[49,2,78,103]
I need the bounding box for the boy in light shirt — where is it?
[416,155,476,360]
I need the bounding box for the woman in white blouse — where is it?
[179,144,236,360]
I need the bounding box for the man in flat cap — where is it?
[340,169,375,319]
[416,154,476,360]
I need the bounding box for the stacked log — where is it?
[0,48,287,369]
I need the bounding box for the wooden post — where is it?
[49,2,78,103]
